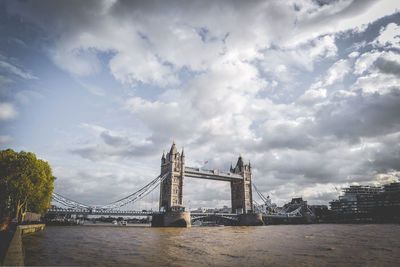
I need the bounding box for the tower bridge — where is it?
[50,142,264,227]
[159,142,254,216]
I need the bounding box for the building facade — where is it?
[329,182,400,222]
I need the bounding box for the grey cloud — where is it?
[6,0,105,31]
[374,57,400,76]
[100,131,130,147]
[71,130,161,162]
[255,123,315,151]
[313,89,400,141]
[313,0,340,7]
[70,146,105,162]
[367,134,400,173]
[70,144,159,162]
[304,191,338,204]
[247,89,400,194]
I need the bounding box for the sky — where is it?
[1,0,400,209]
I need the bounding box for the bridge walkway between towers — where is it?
[184,167,242,181]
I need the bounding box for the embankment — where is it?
[3,224,45,266]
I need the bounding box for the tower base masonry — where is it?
[238,213,264,226]
[151,211,191,227]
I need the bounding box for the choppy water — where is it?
[23,224,400,266]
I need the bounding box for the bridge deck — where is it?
[48,209,158,216]
[48,209,240,217]
[185,167,242,181]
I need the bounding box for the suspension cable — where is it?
[52,172,169,210]
[253,183,270,204]
[98,172,169,209]
[52,192,90,209]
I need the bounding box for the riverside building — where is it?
[329,182,400,222]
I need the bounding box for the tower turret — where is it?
[161,151,166,164]
[170,141,178,155]
[235,154,244,172]
[159,141,184,212]
[231,154,253,214]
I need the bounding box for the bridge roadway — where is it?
[48,209,302,220]
[48,209,159,216]
[48,209,240,218]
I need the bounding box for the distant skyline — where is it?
[1,0,400,208]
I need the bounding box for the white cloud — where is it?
[0,59,38,80]
[0,135,12,144]
[325,59,351,86]
[354,50,382,75]
[4,0,400,207]
[261,35,338,80]
[352,72,400,94]
[290,0,399,46]
[298,88,327,105]
[109,51,179,87]
[8,0,397,88]
[348,51,360,58]
[0,102,18,120]
[353,50,400,94]
[372,171,400,186]
[373,22,400,49]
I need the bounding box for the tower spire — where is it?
[170,140,178,154]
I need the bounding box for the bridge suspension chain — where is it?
[253,199,264,213]
[253,183,272,207]
[52,192,90,210]
[97,171,169,209]
[52,172,170,211]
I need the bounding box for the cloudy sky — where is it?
[1,0,400,209]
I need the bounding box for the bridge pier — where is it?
[238,213,264,226]
[151,211,191,227]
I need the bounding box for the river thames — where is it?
[23,224,400,266]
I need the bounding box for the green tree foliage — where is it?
[0,149,56,221]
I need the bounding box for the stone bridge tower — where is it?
[230,155,253,214]
[159,141,185,212]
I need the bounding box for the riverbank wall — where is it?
[3,224,45,266]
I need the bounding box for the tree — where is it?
[0,149,56,222]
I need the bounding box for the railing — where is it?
[48,209,244,218]
[190,212,238,217]
[48,208,161,216]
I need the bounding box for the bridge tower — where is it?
[159,141,185,212]
[230,155,254,214]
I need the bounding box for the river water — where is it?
[23,224,400,266]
